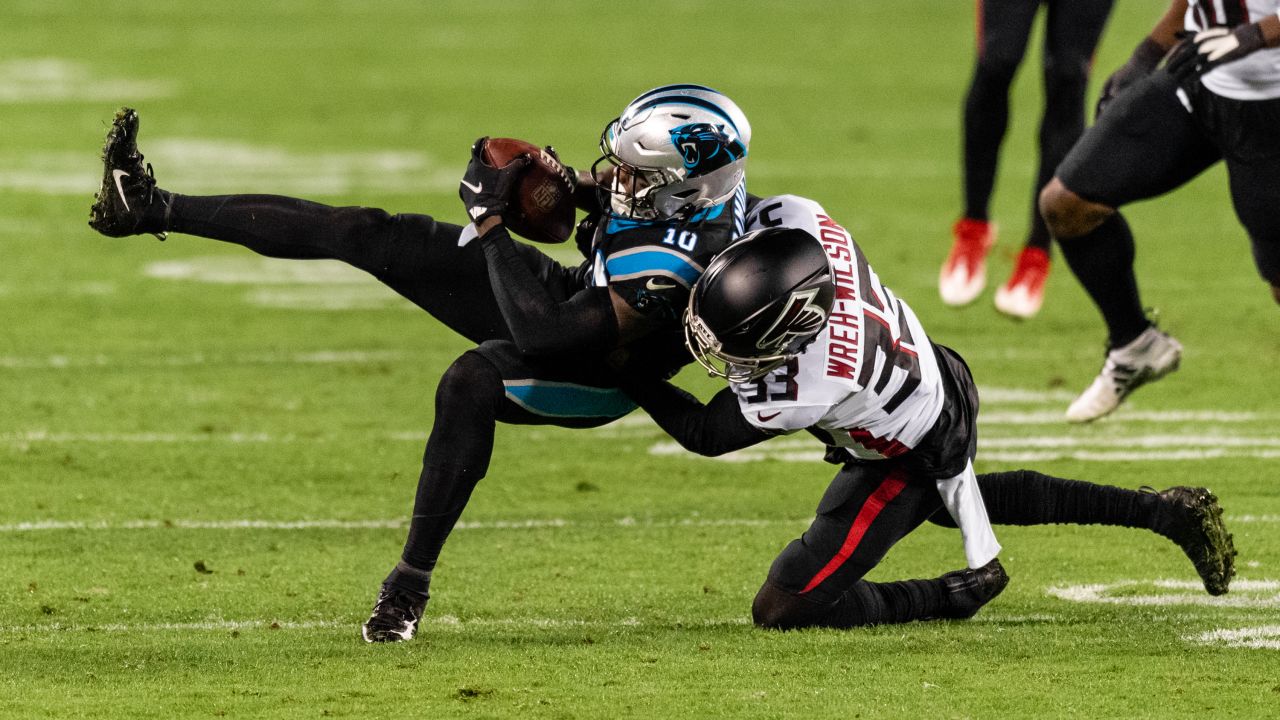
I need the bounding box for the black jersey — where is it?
[584,182,749,379]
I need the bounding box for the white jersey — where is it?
[731,195,945,461]
[1188,0,1280,100]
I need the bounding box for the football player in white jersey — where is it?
[622,196,1236,629]
[1039,0,1280,422]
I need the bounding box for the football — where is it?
[481,137,577,244]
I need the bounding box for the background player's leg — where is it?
[995,0,1114,318]
[1221,99,1280,302]
[962,0,1040,223]
[1030,0,1113,252]
[1041,73,1220,421]
[941,0,1042,306]
[1045,76,1219,346]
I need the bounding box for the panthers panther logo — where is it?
[755,288,828,354]
[670,123,747,175]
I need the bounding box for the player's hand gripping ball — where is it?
[479,137,577,244]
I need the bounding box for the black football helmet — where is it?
[685,227,835,382]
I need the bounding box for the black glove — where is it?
[458,137,530,224]
[1096,36,1167,118]
[1164,23,1267,81]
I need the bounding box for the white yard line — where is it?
[0,349,407,370]
[1188,626,1280,650]
[978,410,1270,424]
[0,517,803,534]
[0,514,1271,535]
[1047,579,1280,608]
[0,619,342,634]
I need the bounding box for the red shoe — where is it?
[939,218,995,306]
[994,246,1050,319]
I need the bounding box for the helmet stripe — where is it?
[629,83,723,104]
[626,96,743,137]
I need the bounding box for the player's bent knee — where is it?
[1271,284,1280,305]
[752,581,824,631]
[436,351,504,409]
[1039,178,1113,239]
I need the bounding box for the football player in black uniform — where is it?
[623,219,1236,630]
[939,0,1115,319]
[1040,1,1280,422]
[88,84,754,642]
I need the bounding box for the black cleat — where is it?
[89,107,168,240]
[361,584,428,643]
[940,557,1009,619]
[1148,486,1236,596]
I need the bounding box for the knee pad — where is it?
[751,582,827,630]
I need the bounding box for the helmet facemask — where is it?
[592,123,684,221]
[684,306,790,383]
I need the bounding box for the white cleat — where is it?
[1066,326,1183,423]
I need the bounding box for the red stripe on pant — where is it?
[799,470,909,594]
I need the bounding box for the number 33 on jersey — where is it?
[734,195,946,461]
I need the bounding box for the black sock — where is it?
[1056,213,1149,347]
[383,352,502,596]
[833,578,950,626]
[974,470,1160,530]
[752,577,948,629]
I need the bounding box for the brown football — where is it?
[481,137,576,244]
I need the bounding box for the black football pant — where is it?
[753,465,1165,629]
[155,193,634,595]
[963,0,1113,250]
[1054,74,1280,345]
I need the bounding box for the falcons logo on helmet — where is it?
[755,288,828,353]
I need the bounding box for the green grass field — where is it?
[3,1,1279,717]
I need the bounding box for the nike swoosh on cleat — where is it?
[645,278,679,291]
[112,169,132,212]
[460,179,483,194]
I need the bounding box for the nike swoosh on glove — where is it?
[459,137,531,224]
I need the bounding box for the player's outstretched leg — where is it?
[89,107,170,240]
[939,471,1237,595]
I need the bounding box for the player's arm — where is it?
[621,379,775,457]
[1095,1,1188,115]
[461,145,621,355]
[473,218,622,354]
